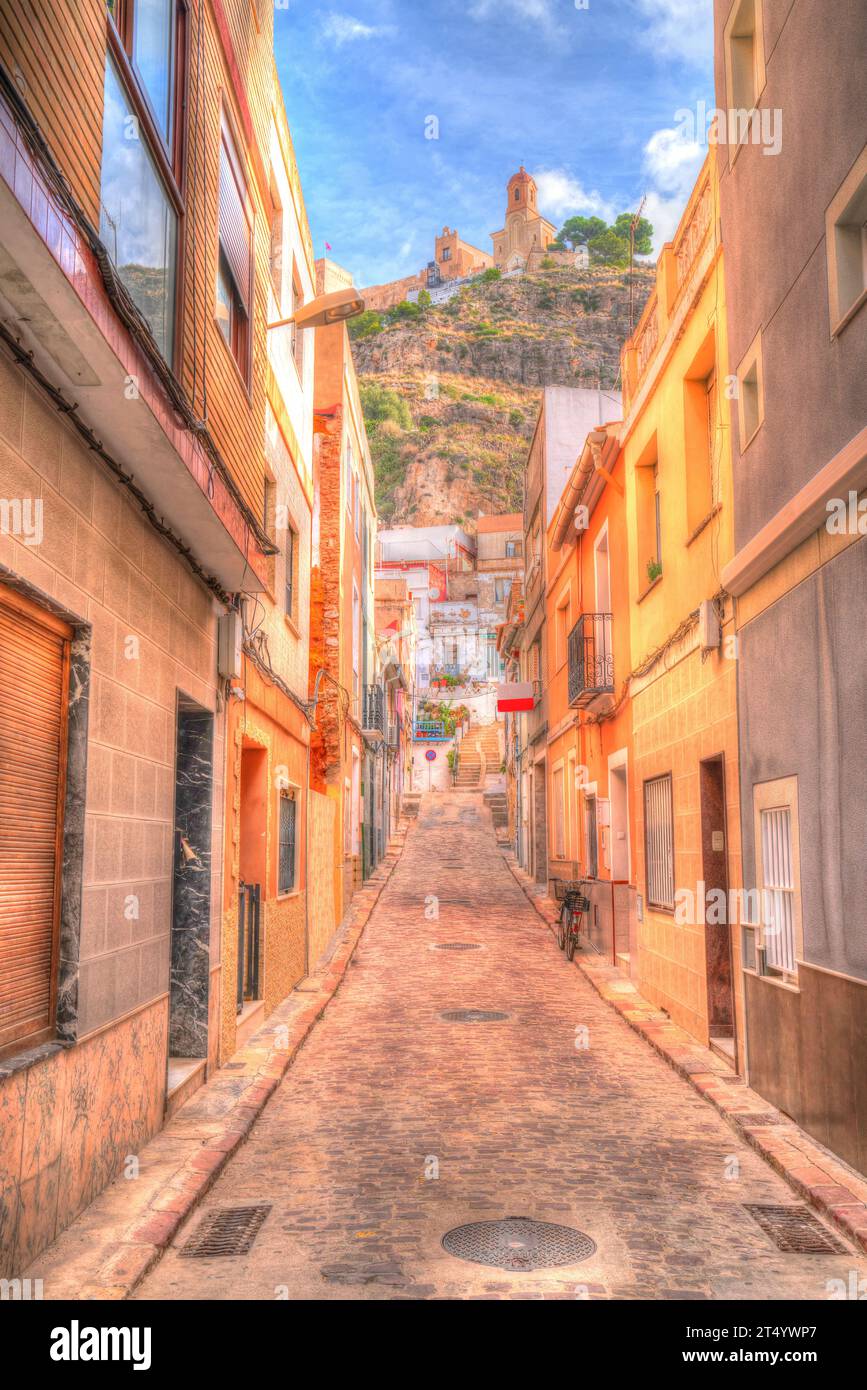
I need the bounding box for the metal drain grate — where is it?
[441,1009,509,1022]
[180,1205,272,1258]
[431,942,483,951]
[443,1217,596,1271]
[743,1205,849,1254]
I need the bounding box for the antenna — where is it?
[629,194,647,331]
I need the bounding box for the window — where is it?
[345,441,354,512]
[100,56,179,362]
[752,777,802,982]
[216,116,252,377]
[494,577,512,605]
[515,188,520,201]
[826,144,867,335]
[724,0,766,133]
[644,774,674,910]
[584,792,598,878]
[505,539,519,558]
[353,474,360,538]
[555,592,570,669]
[278,790,297,894]
[635,435,661,588]
[684,333,720,533]
[760,809,795,974]
[102,2,185,362]
[0,585,71,1058]
[441,246,451,262]
[284,520,296,620]
[737,331,764,449]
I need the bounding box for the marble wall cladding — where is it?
[0,997,167,1278]
[57,628,91,1042]
[169,706,215,1059]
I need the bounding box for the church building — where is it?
[490,167,558,272]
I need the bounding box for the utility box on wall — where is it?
[218,611,243,680]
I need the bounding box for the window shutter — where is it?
[0,588,70,1055]
[219,128,251,312]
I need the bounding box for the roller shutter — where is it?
[0,584,70,1056]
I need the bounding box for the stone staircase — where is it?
[483,789,510,842]
[454,721,502,790]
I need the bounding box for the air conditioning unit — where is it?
[698,599,720,653]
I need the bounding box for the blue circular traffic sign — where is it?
[425,749,437,762]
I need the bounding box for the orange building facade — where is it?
[544,424,637,967]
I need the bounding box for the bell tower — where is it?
[506,166,536,216]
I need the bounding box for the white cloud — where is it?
[633,0,713,69]
[321,13,393,45]
[532,169,616,225]
[641,126,705,251]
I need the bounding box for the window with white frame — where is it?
[760,808,796,974]
[752,777,802,982]
[644,773,674,910]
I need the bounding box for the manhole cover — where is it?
[180,1205,272,1258]
[431,942,483,951]
[743,1205,849,1254]
[441,1009,509,1022]
[443,1217,596,1271]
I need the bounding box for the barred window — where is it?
[278,790,297,895]
[760,807,796,975]
[644,774,674,910]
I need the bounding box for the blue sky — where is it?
[274,0,714,287]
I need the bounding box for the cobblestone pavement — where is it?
[135,794,867,1301]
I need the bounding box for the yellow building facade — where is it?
[620,151,744,1061]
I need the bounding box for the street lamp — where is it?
[267,286,365,332]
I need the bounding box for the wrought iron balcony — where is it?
[413,720,448,741]
[363,684,386,736]
[568,613,615,711]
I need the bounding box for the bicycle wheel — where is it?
[557,903,568,951]
[565,918,577,961]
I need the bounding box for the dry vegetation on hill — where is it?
[352,261,654,526]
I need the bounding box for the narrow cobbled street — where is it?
[133,795,866,1301]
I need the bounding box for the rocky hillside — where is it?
[352,261,654,527]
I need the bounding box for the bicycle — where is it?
[556,881,591,962]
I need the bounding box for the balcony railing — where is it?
[413,720,448,741]
[363,685,386,736]
[568,613,615,710]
